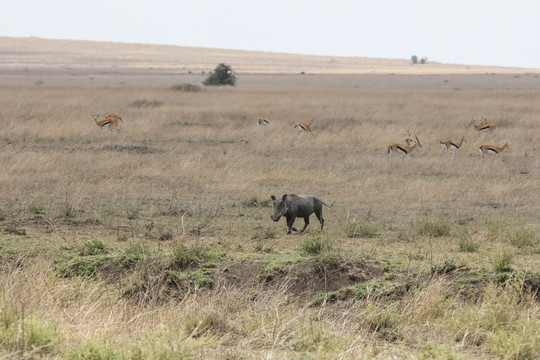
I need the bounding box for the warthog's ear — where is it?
[282,194,288,201]
[271,195,276,201]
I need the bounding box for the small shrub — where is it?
[203,63,236,86]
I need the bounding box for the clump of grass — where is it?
[170,83,202,92]
[170,243,224,270]
[458,228,480,252]
[28,203,46,215]
[65,337,121,360]
[0,303,61,357]
[485,218,509,242]
[492,251,514,272]
[507,227,538,249]
[300,232,334,255]
[251,227,278,240]
[345,219,380,238]
[416,219,451,237]
[360,303,401,341]
[80,238,108,256]
[129,98,163,108]
[241,196,271,208]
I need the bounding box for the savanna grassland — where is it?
[0,38,539,359]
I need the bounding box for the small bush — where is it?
[203,63,236,86]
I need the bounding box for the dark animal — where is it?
[270,194,328,234]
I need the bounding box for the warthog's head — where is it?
[271,195,288,221]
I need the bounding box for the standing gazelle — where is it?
[93,113,122,131]
[387,135,422,159]
[404,130,414,146]
[479,143,509,159]
[439,136,466,158]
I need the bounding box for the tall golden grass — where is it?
[0,74,539,358]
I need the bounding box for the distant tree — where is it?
[411,55,418,64]
[203,63,237,86]
[420,57,428,64]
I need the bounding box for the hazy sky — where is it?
[2,0,539,69]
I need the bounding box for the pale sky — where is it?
[2,0,539,69]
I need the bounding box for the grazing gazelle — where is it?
[470,117,495,132]
[387,135,422,159]
[439,136,466,158]
[479,143,509,159]
[257,113,271,126]
[93,113,122,131]
[294,121,312,134]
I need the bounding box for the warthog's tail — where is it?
[321,200,334,208]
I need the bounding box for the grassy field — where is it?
[0,39,539,359]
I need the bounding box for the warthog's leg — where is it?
[286,216,297,234]
[299,217,310,233]
[315,210,324,231]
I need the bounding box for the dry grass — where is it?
[0,66,539,358]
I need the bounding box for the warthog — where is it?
[270,194,328,234]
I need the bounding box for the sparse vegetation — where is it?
[0,49,538,359]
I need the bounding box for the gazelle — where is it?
[404,130,414,146]
[469,117,495,132]
[439,136,466,158]
[294,121,312,134]
[387,135,422,159]
[93,113,122,131]
[257,113,271,126]
[479,143,509,158]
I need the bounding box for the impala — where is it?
[469,117,495,132]
[387,135,422,159]
[439,136,466,158]
[93,113,122,131]
[294,121,312,134]
[479,143,509,158]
